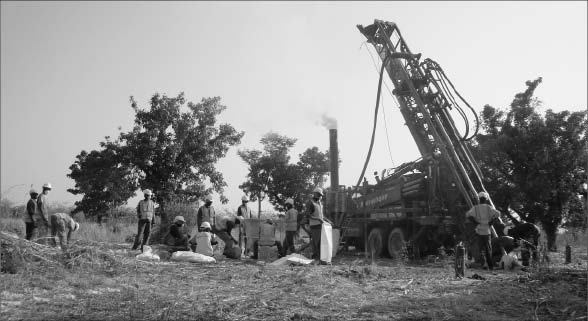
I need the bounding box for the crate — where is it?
[258,245,279,262]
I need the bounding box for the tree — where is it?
[472,78,588,250]
[238,132,330,213]
[67,138,141,221]
[68,93,243,231]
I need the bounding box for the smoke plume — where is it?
[321,114,338,130]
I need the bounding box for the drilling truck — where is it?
[325,20,495,259]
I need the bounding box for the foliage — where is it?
[238,132,329,212]
[67,139,141,217]
[68,93,243,227]
[472,77,588,249]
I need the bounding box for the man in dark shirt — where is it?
[25,188,39,240]
[164,216,190,250]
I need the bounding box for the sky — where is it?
[1,1,587,213]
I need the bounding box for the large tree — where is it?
[68,93,243,230]
[472,78,587,250]
[238,132,329,213]
[67,138,141,221]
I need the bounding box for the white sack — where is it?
[269,253,312,266]
[499,252,521,270]
[170,251,216,264]
[136,252,160,262]
[320,222,333,263]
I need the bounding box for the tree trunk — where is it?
[542,221,558,252]
[158,201,168,243]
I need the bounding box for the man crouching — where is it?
[50,213,80,250]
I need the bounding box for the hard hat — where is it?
[200,221,211,229]
[174,216,185,223]
[241,195,249,202]
[29,188,38,195]
[42,183,52,189]
[478,191,489,200]
[205,195,213,201]
[143,189,152,196]
[73,222,80,232]
[285,198,294,205]
[313,187,323,196]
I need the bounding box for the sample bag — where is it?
[170,251,216,264]
[320,222,333,263]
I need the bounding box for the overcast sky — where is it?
[1,1,586,213]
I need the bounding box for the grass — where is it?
[2,217,587,321]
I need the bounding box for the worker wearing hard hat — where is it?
[164,216,190,251]
[24,188,39,240]
[305,188,325,260]
[282,198,298,256]
[190,221,218,257]
[34,183,52,244]
[237,195,252,219]
[197,195,216,230]
[465,191,501,270]
[132,189,156,252]
[49,212,80,250]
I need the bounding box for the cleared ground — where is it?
[1,233,586,321]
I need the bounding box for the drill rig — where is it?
[326,20,494,258]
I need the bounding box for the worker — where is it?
[24,188,38,240]
[197,195,216,230]
[237,195,252,218]
[281,198,298,256]
[191,222,218,257]
[465,191,500,270]
[164,216,190,251]
[35,183,52,244]
[132,189,156,252]
[236,195,251,255]
[49,212,80,250]
[305,187,325,261]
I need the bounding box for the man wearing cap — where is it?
[25,188,39,240]
[466,191,501,270]
[236,195,252,255]
[237,196,252,219]
[164,216,190,250]
[282,198,298,256]
[35,183,52,244]
[132,189,156,252]
[191,222,218,257]
[305,188,325,260]
[49,212,80,250]
[197,195,216,230]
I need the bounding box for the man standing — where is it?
[237,196,252,218]
[282,198,298,256]
[197,195,216,230]
[466,191,500,270]
[25,188,38,240]
[132,189,155,252]
[305,188,324,261]
[35,183,52,244]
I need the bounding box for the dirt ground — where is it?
[1,239,587,321]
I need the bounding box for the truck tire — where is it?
[367,228,387,258]
[387,227,406,260]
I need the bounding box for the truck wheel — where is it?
[387,227,406,260]
[367,228,386,258]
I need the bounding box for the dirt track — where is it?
[1,240,586,321]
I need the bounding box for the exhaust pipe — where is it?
[329,129,339,191]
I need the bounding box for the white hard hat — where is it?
[285,198,294,205]
[205,195,213,201]
[478,191,489,200]
[313,187,323,196]
[174,216,185,223]
[200,221,211,229]
[42,183,52,189]
[143,189,153,196]
[73,222,80,232]
[241,195,249,202]
[29,188,38,195]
